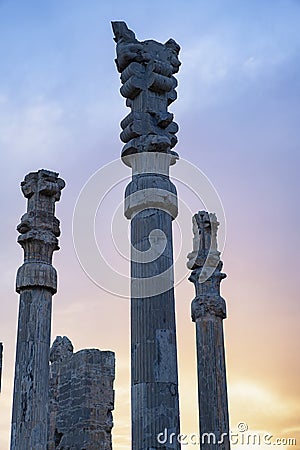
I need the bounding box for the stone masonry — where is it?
[48,336,115,450]
[112,21,181,450]
[187,211,230,450]
[11,169,65,450]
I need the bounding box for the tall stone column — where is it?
[112,22,181,450]
[187,211,230,450]
[10,169,65,450]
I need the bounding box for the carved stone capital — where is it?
[112,21,180,158]
[16,263,57,294]
[187,211,220,270]
[112,22,180,74]
[20,169,65,201]
[188,211,228,320]
[191,295,227,321]
[17,231,59,263]
[16,169,64,294]
[189,262,226,294]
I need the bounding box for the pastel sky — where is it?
[0,1,300,449]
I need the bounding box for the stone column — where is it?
[187,211,230,450]
[112,22,181,450]
[10,169,65,450]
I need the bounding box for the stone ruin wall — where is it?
[48,336,115,450]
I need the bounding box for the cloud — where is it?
[177,17,299,112]
[0,95,69,163]
[183,36,232,85]
[229,380,300,435]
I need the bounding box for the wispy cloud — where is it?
[229,380,300,435]
[178,18,299,110]
[0,95,68,161]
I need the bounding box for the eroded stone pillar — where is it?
[112,21,181,450]
[187,212,230,450]
[10,169,65,450]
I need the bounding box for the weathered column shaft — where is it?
[112,21,181,450]
[11,169,65,450]
[188,212,230,450]
[131,208,180,448]
[194,316,230,449]
[11,289,52,447]
[126,160,180,450]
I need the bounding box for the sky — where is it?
[0,0,300,449]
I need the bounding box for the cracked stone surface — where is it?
[112,20,180,162]
[188,211,230,450]
[112,22,181,450]
[48,336,115,450]
[11,170,65,450]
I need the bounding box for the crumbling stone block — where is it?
[48,336,115,450]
